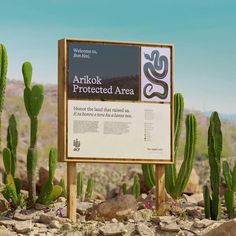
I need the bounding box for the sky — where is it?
[0,0,236,113]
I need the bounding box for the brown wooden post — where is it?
[67,162,77,222]
[155,164,165,214]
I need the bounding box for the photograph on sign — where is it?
[58,39,173,163]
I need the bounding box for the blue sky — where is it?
[1,0,236,113]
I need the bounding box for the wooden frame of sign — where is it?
[58,38,174,222]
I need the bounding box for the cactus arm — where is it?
[49,185,62,202]
[37,180,53,204]
[59,179,67,198]
[85,178,94,200]
[23,87,32,118]
[223,161,233,191]
[30,117,38,148]
[203,185,211,219]
[30,85,44,117]
[142,164,155,189]
[7,115,18,176]
[77,172,84,200]
[22,62,32,88]
[122,183,128,195]
[49,148,57,181]
[2,175,18,206]
[0,44,8,113]
[224,190,234,219]
[3,147,11,175]
[232,164,236,192]
[132,175,140,199]
[173,114,197,198]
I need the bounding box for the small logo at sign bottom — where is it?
[73,138,80,151]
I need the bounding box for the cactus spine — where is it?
[37,148,62,205]
[132,175,140,199]
[0,44,8,148]
[204,112,222,220]
[22,62,44,204]
[142,93,197,199]
[85,178,94,201]
[77,171,84,200]
[222,161,236,218]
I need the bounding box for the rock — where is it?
[159,222,180,233]
[183,193,203,205]
[62,222,72,231]
[66,232,83,236]
[93,191,106,200]
[186,207,203,219]
[0,217,17,226]
[177,163,200,194]
[193,218,214,229]
[87,194,137,221]
[14,210,37,221]
[49,220,61,229]
[131,209,153,222]
[203,219,236,236]
[0,228,16,236]
[151,215,176,224]
[13,220,32,234]
[57,197,66,203]
[39,213,67,224]
[99,223,126,235]
[136,223,155,236]
[76,201,93,215]
[35,203,47,210]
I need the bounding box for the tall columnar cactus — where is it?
[85,178,94,201]
[203,111,222,220]
[132,174,140,199]
[0,44,8,148]
[142,93,197,199]
[22,62,44,204]
[222,161,236,218]
[37,148,62,205]
[77,171,84,200]
[7,114,18,177]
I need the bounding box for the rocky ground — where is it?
[0,191,236,236]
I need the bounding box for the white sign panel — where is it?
[68,100,170,160]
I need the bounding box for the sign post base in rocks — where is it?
[67,162,77,222]
[58,38,174,222]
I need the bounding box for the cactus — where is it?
[0,44,8,148]
[7,114,18,177]
[59,178,67,198]
[122,183,128,195]
[22,61,44,204]
[37,148,62,205]
[203,112,222,220]
[85,178,94,201]
[1,147,22,207]
[142,93,197,199]
[203,185,211,219]
[77,171,84,200]
[132,175,140,199]
[222,161,236,218]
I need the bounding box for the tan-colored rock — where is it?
[62,222,72,231]
[99,223,126,235]
[203,219,236,236]
[131,209,153,222]
[87,194,137,221]
[13,220,32,234]
[49,220,61,229]
[159,222,180,233]
[136,223,155,236]
[0,228,16,236]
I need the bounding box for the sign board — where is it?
[58,39,174,164]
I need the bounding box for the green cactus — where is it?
[37,148,62,205]
[77,171,84,200]
[132,175,140,199]
[59,178,67,198]
[22,61,44,204]
[122,183,128,195]
[142,93,197,199]
[0,44,8,148]
[7,114,18,177]
[85,178,94,201]
[203,185,211,219]
[1,147,22,207]
[222,161,236,218]
[203,112,222,220]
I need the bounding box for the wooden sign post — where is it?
[58,39,174,222]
